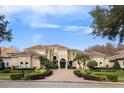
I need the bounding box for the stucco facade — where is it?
[0,45,111,69]
[110,50,124,68]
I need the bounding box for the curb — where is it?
[0,80,124,85]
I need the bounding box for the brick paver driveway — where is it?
[41,69,88,82]
[1,69,124,87]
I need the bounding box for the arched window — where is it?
[25,62,28,68]
[100,62,102,64]
[20,62,24,68]
[53,56,57,60]
[6,62,9,67]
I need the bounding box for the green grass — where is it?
[0,73,12,80]
[92,71,124,82]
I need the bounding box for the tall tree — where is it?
[0,15,12,69]
[90,5,124,43]
[0,15,12,43]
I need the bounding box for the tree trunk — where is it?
[78,61,82,69]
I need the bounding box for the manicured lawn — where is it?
[0,73,13,80]
[92,71,124,82]
[0,69,47,80]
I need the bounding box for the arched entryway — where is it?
[60,58,66,69]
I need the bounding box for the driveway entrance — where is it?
[41,69,87,82]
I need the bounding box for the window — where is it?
[123,61,124,66]
[6,62,9,67]
[25,62,28,68]
[20,62,24,68]
[100,62,102,64]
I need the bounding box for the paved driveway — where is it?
[1,69,124,88]
[41,69,87,82]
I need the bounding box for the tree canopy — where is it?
[84,43,124,56]
[37,55,51,69]
[87,60,98,69]
[0,15,12,42]
[90,5,124,43]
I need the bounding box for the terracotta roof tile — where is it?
[15,50,40,56]
[0,47,18,57]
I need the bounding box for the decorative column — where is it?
[58,61,60,69]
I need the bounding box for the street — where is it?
[0,81,124,88]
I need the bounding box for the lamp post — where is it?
[21,67,24,78]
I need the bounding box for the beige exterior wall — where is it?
[91,57,110,67]
[9,47,112,69]
[11,57,19,68]
[32,57,40,69]
[58,49,68,61]
[116,60,124,68]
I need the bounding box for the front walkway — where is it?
[41,69,89,82]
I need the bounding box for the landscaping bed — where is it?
[0,69,53,80]
[74,69,119,82]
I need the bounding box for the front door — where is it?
[60,58,66,69]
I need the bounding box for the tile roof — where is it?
[25,44,69,50]
[83,51,106,58]
[110,50,124,61]
[15,50,40,56]
[0,47,18,57]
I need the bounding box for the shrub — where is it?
[52,64,58,69]
[68,63,72,69]
[83,74,107,81]
[113,62,120,70]
[10,73,22,80]
[45,62,53,69]
[44,70,53,77]
[85,69,92,74]
[106,75,118,82]
[1,69,11,73]
[74,70,82,77]
[25,73,45,80]
[34,69,46,73]
[87,60,98,69]
[80,70,86,74]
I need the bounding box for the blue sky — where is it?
[0,5,115,50]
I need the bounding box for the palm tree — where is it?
[73,54,90,69]
[37,55,50,69]
[50,49,54,60]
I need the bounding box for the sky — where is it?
[0,5,115,51]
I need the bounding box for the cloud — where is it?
[64,26,92,34]
[32,34,43,43]
[64,26,84,31]
[0,6,92,16]
[30,22,61,28]
[0,6,93,34]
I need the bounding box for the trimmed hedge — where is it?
[73,70,82,77]
[82,74,107,81]
[74,70,107,81]
[92,67,118,72]
[25,70,53,80]
[10,73,22,80]
[44,70,53,77]
[74,69,118,82]
[25,73,46,80]
[106,75,118,82]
